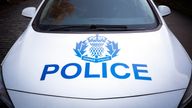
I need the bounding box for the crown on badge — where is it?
[88,35,107,46]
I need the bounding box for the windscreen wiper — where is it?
[46,25,139,31]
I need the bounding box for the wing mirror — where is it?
[158,5,171,17]
[22,7,36,18]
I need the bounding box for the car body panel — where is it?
[8,89,184,108]
[2,25,191,98]
[1,0,192,107]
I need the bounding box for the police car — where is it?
[1,0,192,108]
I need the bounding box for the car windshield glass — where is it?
[35,0,158,31]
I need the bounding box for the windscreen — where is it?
[34,0,158,31]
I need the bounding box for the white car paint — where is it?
[2,25,191,97]
[8,89,185,108]
[1,0,192,108]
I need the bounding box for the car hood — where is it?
[2,26,192,98]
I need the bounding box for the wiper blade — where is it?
[46,25,87,31]
[46,25,133,31]
[89,25,129,31]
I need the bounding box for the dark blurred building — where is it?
[155,0,192,17]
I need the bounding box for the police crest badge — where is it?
[74,35,120,63]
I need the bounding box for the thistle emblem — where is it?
[88,35,107,58]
